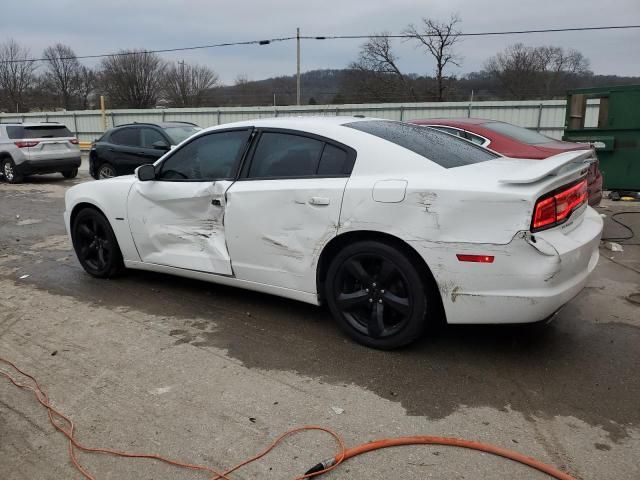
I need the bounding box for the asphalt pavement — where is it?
[0,169,638,479]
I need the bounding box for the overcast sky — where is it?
[1,0,639,83]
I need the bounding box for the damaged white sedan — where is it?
[64,117,602,349]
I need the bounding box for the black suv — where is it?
[89,122,201,179]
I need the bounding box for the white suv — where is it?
[0,122,82,183]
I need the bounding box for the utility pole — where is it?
[100,95,107,131]
[178,60,186,106]
[296,27,301,106]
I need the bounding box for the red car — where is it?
[410,118,603,206]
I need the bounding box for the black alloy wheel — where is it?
[72,208,124,278]
[326,241,428,349]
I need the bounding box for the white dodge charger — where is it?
[64,117,602,349]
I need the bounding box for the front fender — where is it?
[65,176,141,262]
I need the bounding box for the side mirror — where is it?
[152,140,170,151]
[136,164,156,182]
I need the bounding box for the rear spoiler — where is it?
[498,150,595,185]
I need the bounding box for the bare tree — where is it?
[484,43,541,99]
[404,14,462,101]
[100,50,166,108]
[485,43,591,99]
[349,33,415,101]
[42,44,82,109]
[537,46,590,96]
[0,39,38,112]
[77,66,97,109]
[163,61,219,107]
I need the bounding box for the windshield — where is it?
[164,126,201,144]
[482,122,553,145]
[345,120,497,168]
[7,125,73,139]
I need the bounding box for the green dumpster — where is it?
[563,84,640,191]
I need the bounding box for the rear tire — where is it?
[325,240,428,349]
[62,168,78,179]
[2,158,23,184]
[72,208,124,278]
[97,163,116,179]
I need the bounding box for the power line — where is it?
[0,36,296,64]
[308,24,640,40]
[1,25,639,64]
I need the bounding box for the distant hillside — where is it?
[208,69,349,106]
[204,69,640,107]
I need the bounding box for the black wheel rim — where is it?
[334,253,413,339]
[75,216,113,272]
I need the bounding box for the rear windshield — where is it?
[6,125,73,139]
[164,126,202,144]
[345,120,497,168]
[482,122,553,145]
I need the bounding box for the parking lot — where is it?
[0,166,639,479]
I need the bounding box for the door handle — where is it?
[309,197,330,206]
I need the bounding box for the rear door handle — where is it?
[309,197,330,206]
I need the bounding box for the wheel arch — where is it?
[316,230,446,323]
[70,202,107,232]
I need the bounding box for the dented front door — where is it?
[127,180,233,275]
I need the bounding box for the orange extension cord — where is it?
[0,356,578,480]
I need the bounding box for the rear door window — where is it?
[317,143,353,175]
[345,120,497,168]
[141,128,168,148]
[110,127,141,147]
[7,125,73,139]
[248,132,324,178]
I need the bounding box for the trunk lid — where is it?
[438,151,594,243]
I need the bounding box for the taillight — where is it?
[70,138,79,145]
[531,179,588,232]
[14,141,39,148]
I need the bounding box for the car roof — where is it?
[114,121,199,129]
[201,115,377,133]
[411,118,496,127]
[0,122,66,127]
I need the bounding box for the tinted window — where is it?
[317,144,351,175]
[248,132,323,178]
[110,128,140,147]
[432,126,464,138]
[345,120,497,168]
[465,132,487,145]
[159,130,251,181]
[482,122,553,145]
[7,125,73,139]
[141,128,167,148]
[164,126,202,144]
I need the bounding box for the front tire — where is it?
[62,168,78,179]
[72,208,124,278]
[2,158,23,184]
[325,240,428,349]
